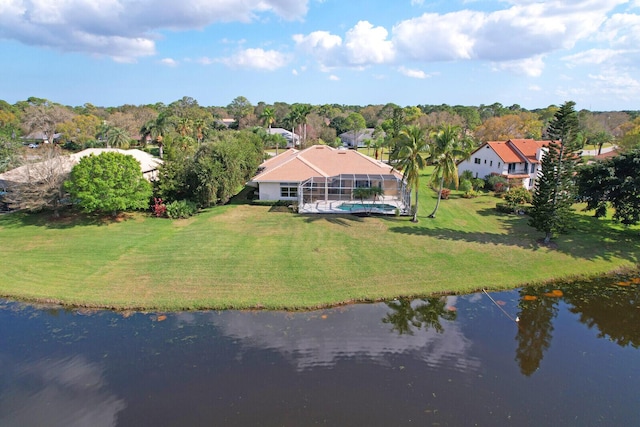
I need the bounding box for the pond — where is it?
[1,275,639,426]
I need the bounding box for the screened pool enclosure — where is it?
[297,173,411,215]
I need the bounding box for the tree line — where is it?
[1,96,639,167]
[1,96,639,238]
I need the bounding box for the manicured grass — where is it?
[1,178,638,311]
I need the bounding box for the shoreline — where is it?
[2,266,637,313]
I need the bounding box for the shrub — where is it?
[471,178,485,191]
[497,202,531,215]
[165,200,197,219]
[63,141,83,151]
[494,182,507,195]
[504,187,532,207]
[486,175,508,191]
[152,198,167,217]
[440,188,451,199]
[459,179,473,194]
[251,200,290,207]
[460,170,474,182]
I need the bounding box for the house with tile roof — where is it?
[248,145,410,214]
[457,139,550,189]
[0,148,162,190]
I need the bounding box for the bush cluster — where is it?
[165,200,197,219]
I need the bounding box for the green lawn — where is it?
[1,179,638,311]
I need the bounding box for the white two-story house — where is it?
[458,139,550,189]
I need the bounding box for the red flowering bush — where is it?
[152,198,167,217]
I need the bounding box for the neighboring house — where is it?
[21,131,62,144]
[339,128,378,149]
[248,145,410,214]
[458,139,550,189]
[69,148,163,181]
[267,128,300,148]
[0,148,163,190]
[215,118,236,128]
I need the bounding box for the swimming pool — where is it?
[337,203,397,212]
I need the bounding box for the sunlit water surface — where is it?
[1,276,639,426]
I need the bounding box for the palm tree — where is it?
[296,104,312,148]
[260,107,278,153]
[193,118,207,144]
[141,115,171,159]
[284,108,302,148]
[106,127,131,149]
[260,107,276,130]
[427,125,473,218]
[396,125,429,222]
[287,104,312,148]
[175,117,193,137]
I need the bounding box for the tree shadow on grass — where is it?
[302,213,365,227]
[0,210,135,230]
[389,207,640,263]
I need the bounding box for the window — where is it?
[355,179,371,188]
[498,162,501,168]
[484,159,487,164]
[474,158,481,164]
[280,182,298,198]
[490,160,493,167]
[508,163,516,173]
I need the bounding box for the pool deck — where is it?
[299,199,409,215]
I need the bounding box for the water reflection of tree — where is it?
[563,282,640,348]
[515,287,559,376]
[515,279,640,376]
[383,297,456,335]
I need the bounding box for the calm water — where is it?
[1,276,639,426]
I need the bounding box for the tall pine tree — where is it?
[529,101,580,244]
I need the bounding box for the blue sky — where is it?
[1,0,639,111]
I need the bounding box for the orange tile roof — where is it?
[252,145,402,183]
[486,141,523,163]
[478,139,549,164]
[508,139,549,164]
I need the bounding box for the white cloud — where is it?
[562,48,625,66]
[218,48,290,70]
[587,68,640,98]
[598,13,640,48]
[393,1,627,63]
[293,30,342,67]
[529,84,542,92]
[294,21,394,68]
[291,0,636,82]
[492,55,545,77]
[344,21,395,65]
[0,0,309,61]
[329,74,339,81]
[160,57,178,66]
[397,66,429,79]
[393,11,483,61]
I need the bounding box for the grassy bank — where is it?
[1,180,638,311]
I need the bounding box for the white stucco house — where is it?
[457,139,550,189]
[0,148,163,190]
[248,145,410,214]
[339,128,379,149]
[267,128,300,148]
